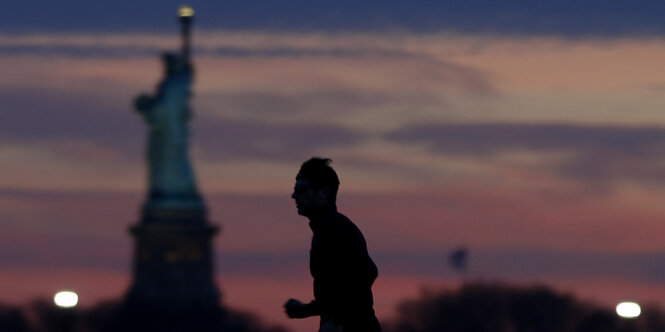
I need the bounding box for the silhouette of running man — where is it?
[284,158,381,332]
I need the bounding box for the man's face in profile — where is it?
[291,179,329,217]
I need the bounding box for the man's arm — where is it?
[288,300,344,332]
[283,298,320,319]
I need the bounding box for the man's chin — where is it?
[296,207,311,217]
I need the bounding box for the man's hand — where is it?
[284,298,310,319]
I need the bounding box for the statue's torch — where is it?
[178,5,194,63]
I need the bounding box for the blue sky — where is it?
[4,0,665,36]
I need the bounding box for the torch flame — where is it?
[179,5,194,18]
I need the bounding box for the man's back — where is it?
[309,211,379,330]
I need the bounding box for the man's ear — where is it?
[316,187,331,201]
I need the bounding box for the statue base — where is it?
[124,206,223,331]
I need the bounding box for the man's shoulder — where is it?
[332,211,354,226]
[332,212,364,237]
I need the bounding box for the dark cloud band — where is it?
[387,122,665,185]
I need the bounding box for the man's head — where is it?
[291,157,340,217]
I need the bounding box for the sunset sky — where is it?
[3,1,665,331]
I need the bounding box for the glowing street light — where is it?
[54,291,79,309]
[616,301,641,319]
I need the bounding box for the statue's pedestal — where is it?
[124,208,223,331]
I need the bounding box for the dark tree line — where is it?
[2,283,664,332]
[384,283,665,332]
[0,303,31,332]
[0,299,289,332]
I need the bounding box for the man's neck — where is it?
[306,204,338,222]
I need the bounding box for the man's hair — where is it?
[297,157,340,202]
